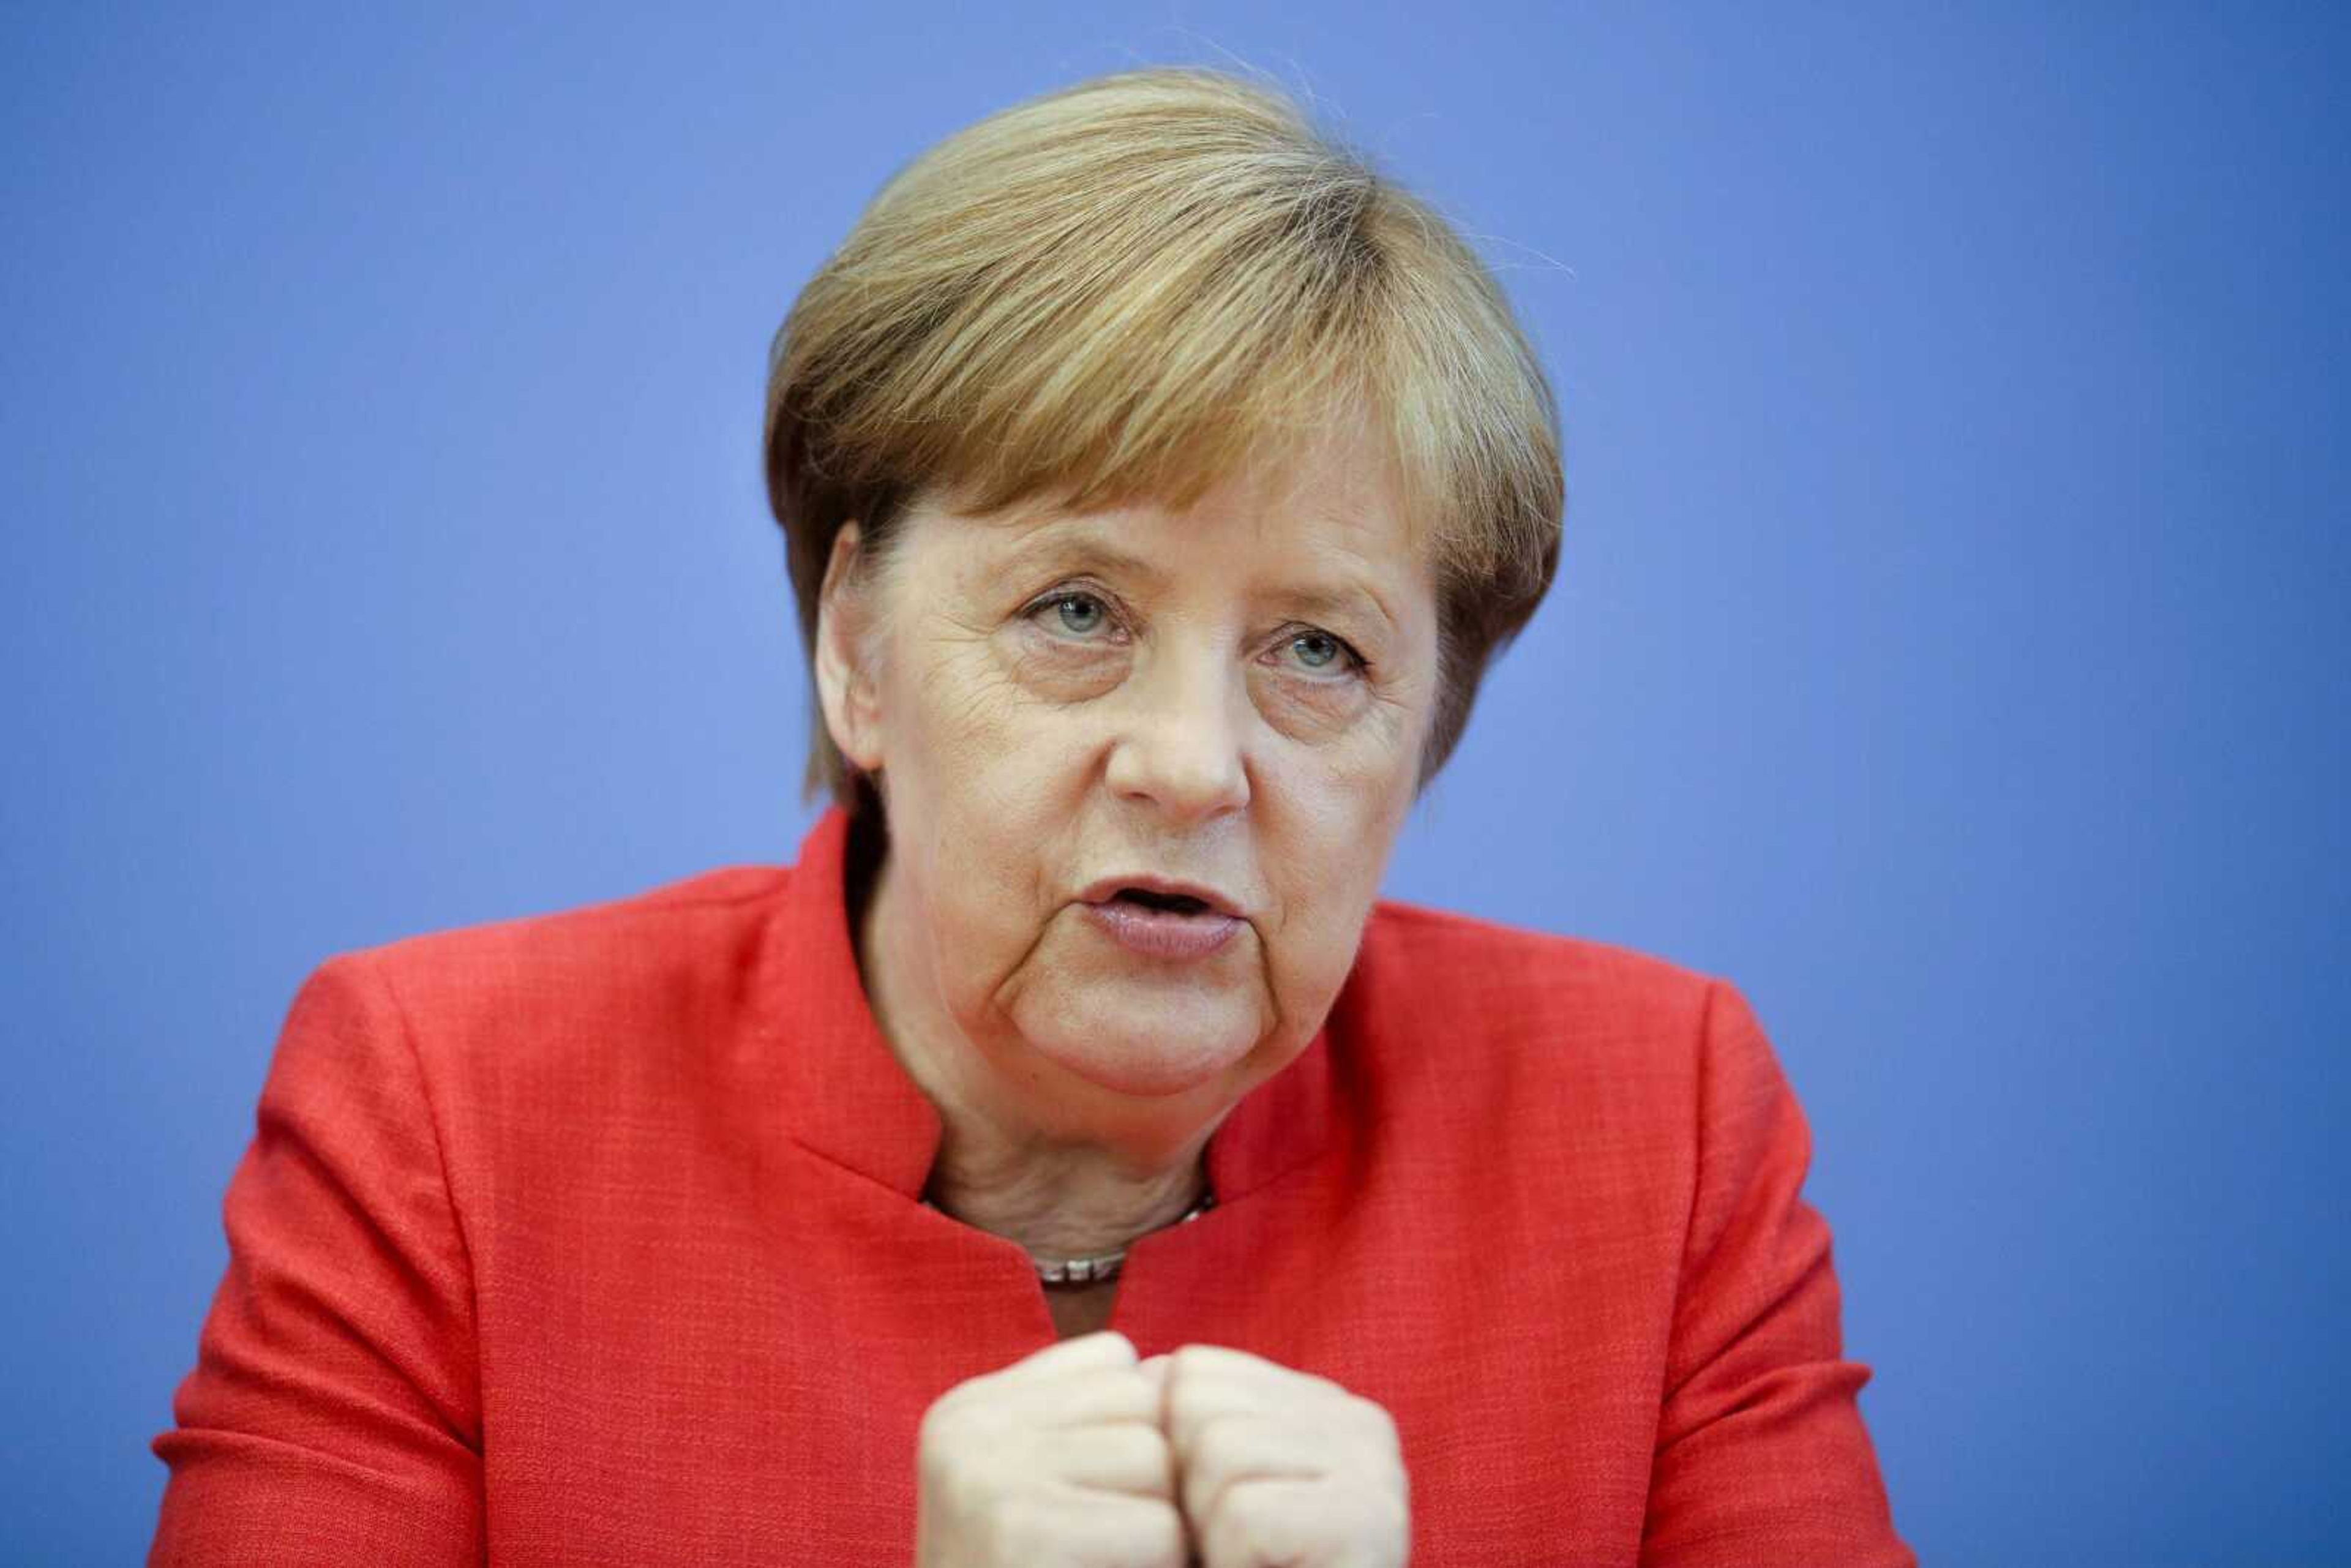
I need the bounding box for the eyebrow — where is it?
[1007,533,1171,592]
[1281,583,1398,636]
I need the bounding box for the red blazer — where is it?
[151,806,1914,1566]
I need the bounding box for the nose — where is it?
[1103,645,1253,823]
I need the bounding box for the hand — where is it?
[1149,1343,1409,1568]
[915,1330,1187,1567]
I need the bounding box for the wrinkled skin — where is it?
[815,419,1433,1562]
[815,420,1440,1172]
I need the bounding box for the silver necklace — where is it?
[921,1187,1218,1288]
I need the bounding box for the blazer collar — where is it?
[755,805,1338,1206]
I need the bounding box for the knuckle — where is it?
[1118,1420,1176,1463]
[983,1495,1047,1558]
[915,1401,973,1460]
[1230,1476,1280,1523]
[1133,1496,1190,1562]
[921,1376,986,1428]
[1348,1391,1401,1442]
[1180,1453,1226,1518]
[1198,1482,1270,1562]
[1176,1406,1236,1459]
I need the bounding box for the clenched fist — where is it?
[915,1330,1187,1567]
[1153,1341,1409,1567]
[915,1332,1409,1567]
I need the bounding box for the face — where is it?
[817,421,1441,1155]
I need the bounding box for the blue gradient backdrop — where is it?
[6,6,2344,1564]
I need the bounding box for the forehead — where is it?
[922,419,1428,583]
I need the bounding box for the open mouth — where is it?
[1084,885,1240,959]
[1109,887,1213,916]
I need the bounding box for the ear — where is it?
[812,522,888,777]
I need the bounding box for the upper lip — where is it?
[1078,874,1244,919]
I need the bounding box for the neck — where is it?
[924,1131,1212,1259]
[850,822,1220,1259]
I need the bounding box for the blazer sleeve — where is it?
[149,953,485,1566]
[1640,980,1914,1567]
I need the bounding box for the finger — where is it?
[1168,1343,1282,1379]
[1008,1329,1138,1382]
[1164,1347,1380,1457]
[932,1330,1140,1422]
[1163,1359,1272,1457]
[1177,1412,1327,1534]
[1196,1473,1404,1568]
[1039,1491,1192,1568]
[1172,1343,1350,1406]
[1194,1475,1316,1568]
[1040,1420,1179,1500]
[1024,1365,1165,1431]
[1138,1353,1172,1411]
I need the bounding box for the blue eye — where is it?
[1283,629,1364,677]
[1037,591,1112,637]
[1291,631,1343,670]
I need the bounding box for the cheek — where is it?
[1259,755,1417,977]
[881,640,1089,963]
[887,633,1090,807]
[1285,681,1423,838]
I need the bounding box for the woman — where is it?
[150,69,1913,1566]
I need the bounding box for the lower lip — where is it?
[1082,899,1241,960]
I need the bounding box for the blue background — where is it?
[6,6,2345,1563]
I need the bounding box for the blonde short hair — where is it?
[764,67,1564,811]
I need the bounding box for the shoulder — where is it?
[1335,898,1764,1156]
[1351,895,1720,1038]
[311,863,794,1087]
[367,862,788,994]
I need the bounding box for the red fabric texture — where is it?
[151,805,1914,1565]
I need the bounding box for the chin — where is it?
[1010,978,1270,1099]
